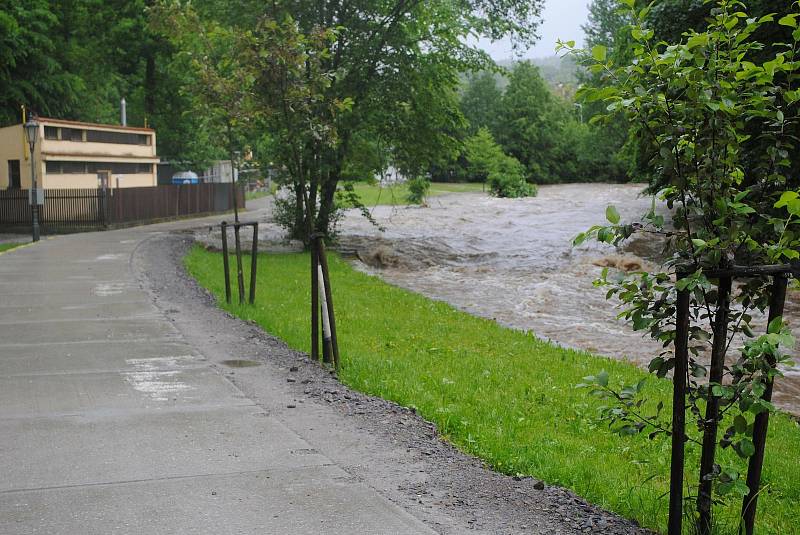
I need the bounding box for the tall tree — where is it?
[0,0,82,124]
[499,61,575,183]
[583,0,634,52]
[157,0,544,241]
[460,71,504,136]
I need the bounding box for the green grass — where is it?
[0,243,24,253]
[185,247,800,534]
[245,184,278,201]
[343,181,485,207]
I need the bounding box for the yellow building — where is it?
[0,118,159,190]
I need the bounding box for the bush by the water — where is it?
[405,177,431,205]
[464,128,536,198]
[486,161,536,198]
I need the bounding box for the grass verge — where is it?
[245,185,277,201]
[185,247,800,534]
[0,243,24,254]
[342,181,485,207]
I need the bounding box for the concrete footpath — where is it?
[0,227,433,534]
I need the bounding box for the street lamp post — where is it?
[24,117,40,242]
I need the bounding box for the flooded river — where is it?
[338,183,800,415]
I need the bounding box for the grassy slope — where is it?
[185,248,800,534]
[344,182,485,207]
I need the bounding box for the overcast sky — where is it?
[478,0,591,60]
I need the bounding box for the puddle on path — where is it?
[93,282,131,297]
[123,356,197,401]
[338,183,800,415]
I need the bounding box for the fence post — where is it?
[741,274,789,535]
[97,187,105,228]
[317,237,340,370]
[249,222,258,305]
[311,236,320,362]
[221,221,231,304]
[102,184,109,228]
[669,275,690,535]
[697,276,733,535]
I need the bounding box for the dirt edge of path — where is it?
[133,231,654,535]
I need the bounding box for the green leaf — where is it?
[775,191,799,208]
[779,15,798,28]
[738,438,756,458]
[592,45,607,62]
[686,33,709,49]
[787,199,800,216]
[692,238,707,248]
[596,370,609,387]
[606,205,621,224]
[768,316,784,335]
[734,415,748,434]
[648,357,664,374]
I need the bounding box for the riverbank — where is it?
[342,181,485,208]
[185,246,800,534]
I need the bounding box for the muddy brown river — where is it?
[338,183,800,415]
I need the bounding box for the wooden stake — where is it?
[221,221,231,304]
[669,280,690,535]
[317,238,340,370]
[249,222,258,305]
[741,275,788,535]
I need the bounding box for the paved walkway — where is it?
[0,224,433,534]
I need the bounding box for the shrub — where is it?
[405,177,431,205]
[465,128,536,198]
[487,156,537,198]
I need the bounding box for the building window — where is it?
[86,130,150,145]
[63,162,88,173]
[44,127,59,140]
[47,161,154,175]
[46,161,87,174]
[7,160,21,189]
[61,128,84,142]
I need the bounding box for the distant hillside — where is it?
[531,56,581,86]
[463,56,582,98]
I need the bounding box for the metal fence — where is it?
[0,183,244,232]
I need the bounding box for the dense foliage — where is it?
[581,0,800,186]
[0,0,220,166]
[153,0,545,240]
[565,0,800,531]
[446,61,627,185]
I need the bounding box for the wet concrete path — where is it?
[0,224,433,534]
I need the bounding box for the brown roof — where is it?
[39,117,155,133]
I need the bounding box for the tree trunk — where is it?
[315,171,339,236]
[145,50,156,118]
[294,181,306,242]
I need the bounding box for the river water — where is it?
[338,183,800,415]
